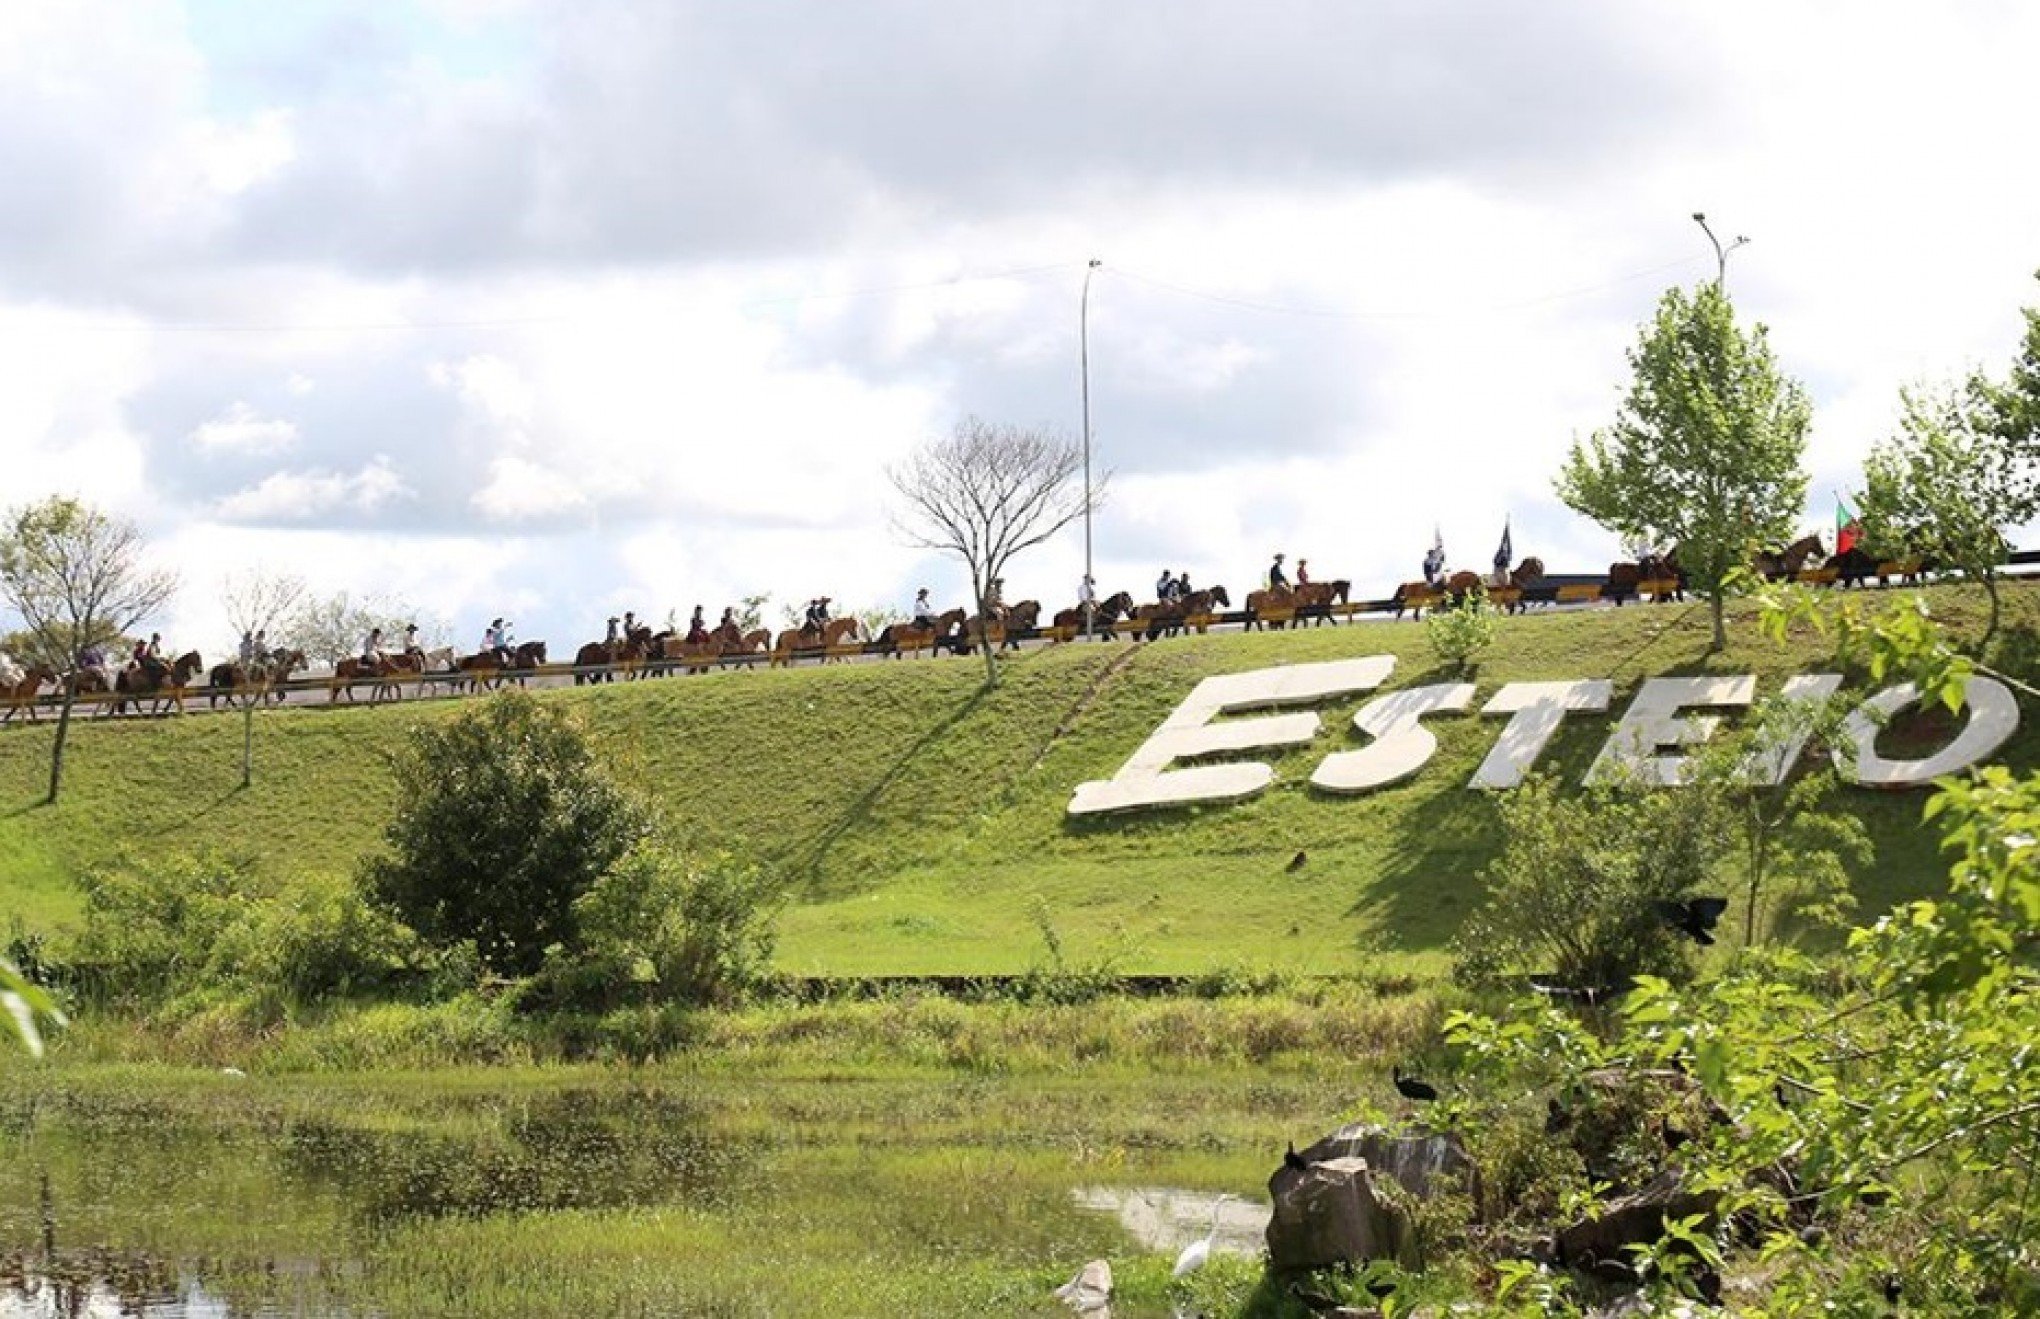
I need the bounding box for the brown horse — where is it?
[1755,534,1825,580]
[1,663,55,723]
[1390,581,1445,621]
[659,633,729,675]
[210,647,312,707]
[330,654,404,703]
[964,600,1042,652]
[1051,593,1133,639]
[771,617,862,668]
[1244,584,1296,630]
[113,651,203,716]
[1292,579,1351,626]
[1133,587,1230,639]
[878,607,967,657]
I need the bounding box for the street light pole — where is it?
[1691,212,1749,290]
[1081,257,1101,640]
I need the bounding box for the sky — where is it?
[4,0,2039,653]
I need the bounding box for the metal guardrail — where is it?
[3,551,2033,720]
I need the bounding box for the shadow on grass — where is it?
[785,683,991,894]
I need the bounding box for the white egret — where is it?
[1171,1194,1233,1278]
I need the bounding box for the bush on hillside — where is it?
[1453,772,1733,991]
[534,849,780,1010]
[62,854,415,1013]
[1425,584,1498,674]
[362,692,653,977]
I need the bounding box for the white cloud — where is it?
[471,453,588,521]
[189,400,298,454]
[215,456,413,522]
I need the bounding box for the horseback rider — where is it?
[1267,553,1289,592]
[685,606,710,645]
[604,616,621,654]
[1175,572,1192,600]
[483,619,512,666]
[982,579,1007,622]
[1296,558,1311,587]
[238,631,257,665]
[361,627,385,667]
[911,588,937,630]
[1155,568,1175,602]
[622,610,639,643]
[402,623,421,657]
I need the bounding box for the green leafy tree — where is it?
[1978,269,2040,455]
[1556,282,1812,651]
[1688,693,1872,947]
[0,497,177,803]
[1860,381,2038,645]
[1449,593,2040,1313]
[363,691,653,977]
[554,850,780,1009]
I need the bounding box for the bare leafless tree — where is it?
[219,570,307,787]
[0,498,177,803]
[888,416,1098,686]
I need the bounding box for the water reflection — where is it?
[1,1254,234,1319]
[277,1087,739,1223]
[1069,1186,1267,1257]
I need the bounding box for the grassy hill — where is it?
[3,583,2035,978]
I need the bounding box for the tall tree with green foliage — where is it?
[0,497,177,803]
[1859,381,2038,645]
[1556,283,1812,651]
[363,691,652,977]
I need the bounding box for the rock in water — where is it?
[1053,1258,1113,1315]
[1265,1157,1414,1273]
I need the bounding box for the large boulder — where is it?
[1265,1156,1415,1273]
[1554,1168,1718,1274]
[1291,1124,1480,1205]
[1052,1258,1112,1315]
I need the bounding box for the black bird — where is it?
[1882,1274,1903,1305]
[1655,896,1730,945]
[1285,850,1307,873]
[1287,1283,1341,1314]
[1393,1066,1438,1103]
[1545,1096,1572,1134]
[1283,1141,1310,1172]
[1660,1115,1691,1151]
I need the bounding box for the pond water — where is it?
[0,1073,1281,1317]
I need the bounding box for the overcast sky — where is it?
[5,0,2040,651]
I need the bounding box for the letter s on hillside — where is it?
[1066,657,1395,816]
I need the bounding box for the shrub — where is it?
[1453,772,1732,990]
[362,691,653,977]
[1425,584,1498,673]
[62,854,414,1012]
[538,850,780,1010]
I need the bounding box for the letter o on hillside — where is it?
[1837,676,2020,788]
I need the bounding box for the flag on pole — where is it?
[1424,526,1445,583]
[1835,496,1861,555]
[1493,520,1513,575]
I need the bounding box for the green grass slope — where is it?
[3,583,2034,977]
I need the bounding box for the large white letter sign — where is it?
[1312,683,1476,793]
[1837,677,2020,787]
[1469,680,1614,790]
[1588,676,1756,786]
[1067,657,1395,816]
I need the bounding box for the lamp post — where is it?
[1081,257,1101,640]
[1691,212,1749,290]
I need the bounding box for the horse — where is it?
[1390,581,1443,621]
[113,651,203,716]
[1604,550,1684,605]
[1500,557,1547,614]
[1292,579,1351,627]
[210,647,312,707]
[771,617,861,668]
[574,639,624,685]
[659,633,728,675]
[1132,586,1229,639]
[1244,585,1296,631]
[877,607,967,657]
[0,662,55,724]
[1754,534,1824,581]
[963,601,1042,653]
[330,654,404,703]
[1051,593,1133,639]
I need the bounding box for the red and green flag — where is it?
[1835,497,1862,555]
